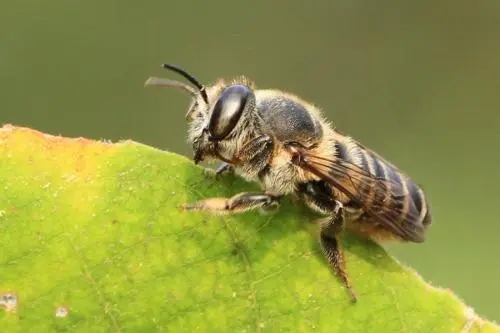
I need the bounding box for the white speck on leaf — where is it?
[0,292,18,312]
[63,173,78,182]
[55,306,69,318]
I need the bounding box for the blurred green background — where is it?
[1,0,499,322]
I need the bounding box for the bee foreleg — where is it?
[207,136,272,181]
[319,202,358,303]
[236,135,273,164]
[183,192,281,214]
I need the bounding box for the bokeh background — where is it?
[2,0,499,322]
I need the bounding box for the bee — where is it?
[145,64,432,302]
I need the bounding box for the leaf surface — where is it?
[0,125,497,333]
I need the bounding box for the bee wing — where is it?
[291,149,425,242]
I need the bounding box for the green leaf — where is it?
[0,124,498,333]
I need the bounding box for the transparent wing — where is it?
[289,147,425,242]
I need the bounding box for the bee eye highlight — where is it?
[208,85,251,140]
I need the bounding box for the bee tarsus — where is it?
[214,163,234,179]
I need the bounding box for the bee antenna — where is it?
[144,77,198,97]
[161,64,208,104]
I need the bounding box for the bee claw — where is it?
[348,289,358,304]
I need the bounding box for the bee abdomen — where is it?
[335,141,381,206]
[335,139,360,166]
[404,175,423,213]
[369,150,429,218]
[368,150,432,235]
[335,139,431,234]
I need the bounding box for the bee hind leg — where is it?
[183,192,281,214]
[319,202,358,303]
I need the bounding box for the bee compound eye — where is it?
[208,85,251,140]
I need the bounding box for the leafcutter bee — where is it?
[145,64,432,302]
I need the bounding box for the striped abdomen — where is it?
[334,137,431,242]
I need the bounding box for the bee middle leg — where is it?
[210,135,272,181]
[183,192,281,214]
[235,134,273,164]
[298,181,357,302]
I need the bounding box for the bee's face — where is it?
[144,64,258,164]
[186,83,256,164]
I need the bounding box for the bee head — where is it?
[145,64,256,164]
